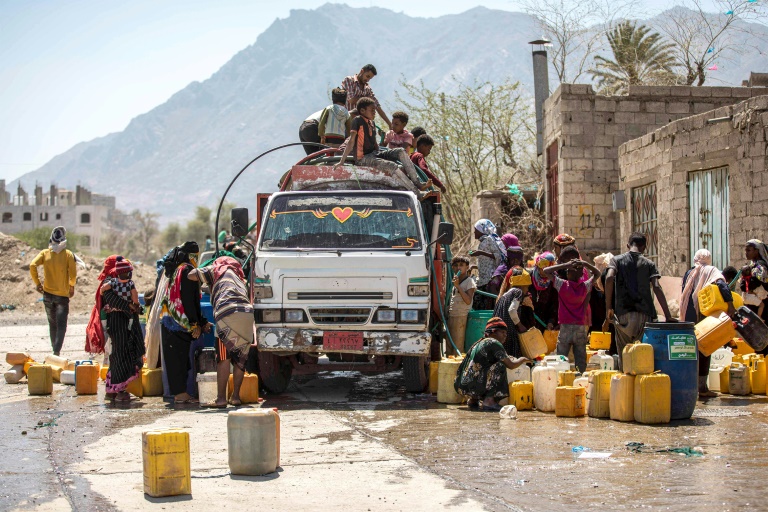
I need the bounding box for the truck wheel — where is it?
[258,351,293,394]
[403,356,429,393]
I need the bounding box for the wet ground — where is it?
[2,320,768,511]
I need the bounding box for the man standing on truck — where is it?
[341,64,392,129]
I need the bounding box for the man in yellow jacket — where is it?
[29,226,77,355]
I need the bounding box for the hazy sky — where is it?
[0,0,721,182]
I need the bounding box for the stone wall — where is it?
[543,84,765,257]
[618,95,768,276]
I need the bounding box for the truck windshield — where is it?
[261,193,423,251]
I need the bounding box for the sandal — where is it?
[202,401,228,409]
[228,398,242,406]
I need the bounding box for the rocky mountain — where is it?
[10,3,766,223]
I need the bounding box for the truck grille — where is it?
[289,292,392,300]
[308,308,372,324]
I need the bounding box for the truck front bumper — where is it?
[257,328,431,356]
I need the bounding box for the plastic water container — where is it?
[589,331,611,350]
[710,347,734,368]
[99,365,109,381]
[508,380,534,410]
[4,364,24,384]
[437,358,463,404]
[750,358,766,394]
[728,364,751,395]
[555,386,586,417]
[506,364,532,384]
[720,365,730,393]
[732,338,755,356]
[634,373,671,424]
[6,352,31,365]
[622,343,654,375]
[142,368,164,397]
[465,310,494,348]
[227,373,260,404]
[196,374,218,404]
[28,365,53,395]
[708,365,725,392]
[642,322,698,420]
[589,350,614,371]
[75,364,99,395]
[698,283,744,316]
[587,370,618,418]
[227,409,278,475]
[520,329,549,359]
[23,361,36,374]
[44,354,69,370]
[559,370,579,387]
[609,374,635,422]
[499,405,518,419]
[542,355,570,373]
[586,350,599,369]
[428,361,439,394]
[142,429,191,497]
[127,375,144,398]
[543,330,559,354]
[733,306,768,352]
[532,364,558,412]
[573,375,589,389]
[695,312,737,356]
[59,370,75,385]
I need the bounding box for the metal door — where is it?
[689,167,729,269]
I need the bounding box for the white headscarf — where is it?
[473,219,506,259]
[679,249,724,320]
[49,226,67,254]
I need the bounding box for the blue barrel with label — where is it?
[642,322,698,420]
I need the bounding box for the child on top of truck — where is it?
[384,111,414,153]
[410,134,446,193]
[319,87,351,149]
[335,97,433,199]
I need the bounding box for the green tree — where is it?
[16,227,80,252]
[130,209,159,262]
[590,21,679,95]
[160,223,183,251]
[397,78,538,251]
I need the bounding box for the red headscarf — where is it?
[85,255,119,353]
[484,316,508,333]
[212,256,245,282]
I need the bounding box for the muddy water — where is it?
[270,372,768,511]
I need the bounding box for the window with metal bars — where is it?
[631,183,658,263]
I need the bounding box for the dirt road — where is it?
[1,319,765,511]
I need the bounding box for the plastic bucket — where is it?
[465,310,493,352]
[641,322,697,420]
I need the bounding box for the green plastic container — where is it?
[464,310,494,352]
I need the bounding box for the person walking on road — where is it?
[29,226,77,355]
[604,232,676,367]
[189,257,254,408]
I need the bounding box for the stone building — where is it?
[617,95,768,276]
[542,84,766,258]
[0,182,115,254]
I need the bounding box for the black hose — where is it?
[214,142,330,256]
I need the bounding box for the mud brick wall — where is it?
[618,95,768,276]
[543,84,763,257]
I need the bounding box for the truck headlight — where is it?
[284,309,305,323]
[400,310,421,323]
[407,285,429,296]
[262,309,281,323]
[376,309,396,322]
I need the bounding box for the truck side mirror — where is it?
[231,208,250,238]
[437,222,454,245]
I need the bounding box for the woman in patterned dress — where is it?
[454,317,530,411]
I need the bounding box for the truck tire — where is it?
[258,351,293,394]
[403,356,429,393]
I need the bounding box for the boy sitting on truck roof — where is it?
[335,97,433,199]
[384,111,414,153]
[319,87,351,149]
[410,134,446,193]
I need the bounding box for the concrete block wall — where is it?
[543,84,766,257]
[618,95,768,276]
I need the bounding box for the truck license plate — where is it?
[323,331,364,351]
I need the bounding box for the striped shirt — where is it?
[341,74,380,111]
[318,104,350,139]
[198,267,253,323]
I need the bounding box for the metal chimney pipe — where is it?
[529,39,551,156]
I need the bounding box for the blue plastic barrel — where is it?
[642,322,698,420]
[200,293,217,348]
[465,310,494,351]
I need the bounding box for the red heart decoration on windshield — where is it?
[331,207,354,223]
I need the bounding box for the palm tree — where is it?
[591,21,679,95]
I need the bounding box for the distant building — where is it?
[0,181,115,254]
